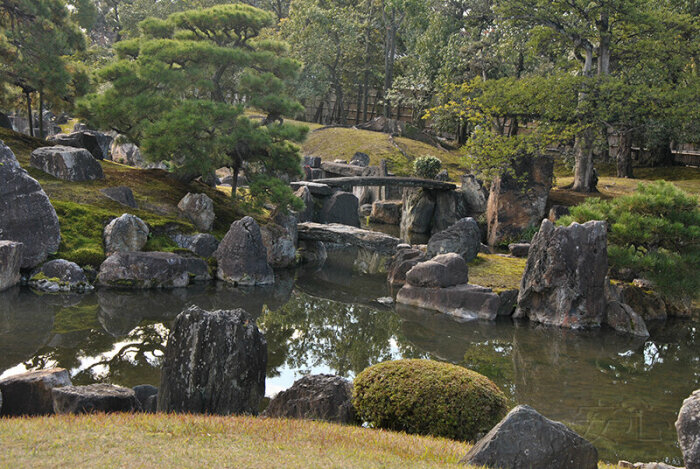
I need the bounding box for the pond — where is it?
[1,251,697,465]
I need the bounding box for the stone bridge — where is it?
[311,176,456,192]
[297,222,401,255]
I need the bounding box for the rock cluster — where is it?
[29,259,92,293]
[97,252,210,288]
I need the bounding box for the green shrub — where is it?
[559,181,700,299]
[352,359,508,441]
[413,155,442,180]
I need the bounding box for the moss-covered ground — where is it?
[468,254,527,293]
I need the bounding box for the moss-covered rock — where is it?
[352,359,508,441]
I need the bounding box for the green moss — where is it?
[353,359,508,442]
[144,234,180,252]
[468,254,526,293]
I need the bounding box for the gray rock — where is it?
[110,140,143,166]
[0,143,61,269]
[30,146,104,181]
[29,259,93,293]
[52,384,139,414]
[214,216,274,286]
[548,205,570,222]
[0,241,23,291]
[158,305,267,415]
[290,181,333,196]
[401,188,435,235]
[263,374,355,424]
[260,213,299,269]
[618,462,681,469]
[97,251,211,288]
[426,217,481,262]
[498,289,519,316]
[295,186,315,222]
[297,222,401,255]
[350,152,370,167]
[103,213,149,256]
[459,174,487,215]
[298,240,327,266]
[515,219,608,329]
[133,385,158,412]
[48,130,112,160]
[461,405,598,469]
[178,193,215,232]
[370,200,402,225]
[406,253,468,288]
[101,186,137,208]
[387,248,427,288]
[508,243,530,258]
[172,233,219,258]
[0,368,72,416]
[321,191,360,227]
[397,283,500,321]
[431,190,470,234]
[676,388,700,469]
[605,301,650,337]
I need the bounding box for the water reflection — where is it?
[0,257,697,464]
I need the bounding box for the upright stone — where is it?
[30,146,104,181]
[426,217,481,262]
[459,174,487,215]
[178,193,215,232]
[260,213,298,269]
[321,192,360,227]
[515,219,608,329]
[676,389,700,469]
[0,241,23,291]
[158,305,267,415]
[0,142,61,268]
[401,188,436,235]
[214,216,274,285]
[0,369,72,416]
[103,213,149,256]
[295,185,315,222]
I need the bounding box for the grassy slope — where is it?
[0,128,247,266]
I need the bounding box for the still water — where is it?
[1,252,697,464]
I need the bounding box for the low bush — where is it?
[413,155,442,180]
[352,359,508,441]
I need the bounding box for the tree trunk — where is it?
[230,165,240,201]
[38,90,44,139]
[355,84,363,125]
[25,90,34,138]
[362,4,374,123]
[383,9,397,119]
[572,127,597,192]
[616,130,633,178]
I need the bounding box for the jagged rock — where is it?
[350,152,370,167]
[178,193,215,232]
[97,251,211,288]
[486,155,553,246]
[0,241,22,291]
[426,217,481,262]
[401,188,436,235]
[406,253,468,288]
[461,405,598,469]
[0,369,72,416]
[214,216,274,285]
[103,213,149,256]
[676,389,700,469]
[0,143,61,269]
[619,284,667,321]
[498,289,519,316]
[30,146,104,182]
[263,374,355,424]
[260,213,298,269]
[515,219,608,329]
[48,130,112,160]
[548,205,570,222]
[508,243,530,258]
[397,283,500,321]
[321,192,360,227]
[52,384,139,414]
[459,174,487,215]
[133,385,158,413]
[110,140,143,166]
[370,200,402,225]
[172,233,219,258]
[387,248,427,288]
[101,186,137,208]
[605,301,650,337]
[158,306,267,415]
[295,185,315,222]
[29,259,93,293]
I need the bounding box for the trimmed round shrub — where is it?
[353,359,508,441]
[413,155,442,180]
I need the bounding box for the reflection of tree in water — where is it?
[259,291,408,377]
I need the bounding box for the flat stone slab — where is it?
[397,283,500,321]
[290,181,333,196]
[297,222,401,255]
[52,384,139,414]
[313,176,456,191]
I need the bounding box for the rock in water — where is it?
[30,146,104,181]
[0,241,23,291]
[0,142,61,269]
[260,213,298,269]
[405,253,468,288]
[605,301,650,337]
[52,384,139,414]
[178,193,215,232]
[676,389,700,469]
[387,247,427,288]
[158,306,267,415]
[214,216,274,285]
[401,189,436,235]
[97,251,210,288]
[515,219,608,329]
[103,213,149,256]
[29,259,92,293]
[0,369,72,416]
[426,217,481,262]
[461,405,598,469]
[263,374,355,424]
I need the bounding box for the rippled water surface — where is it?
[1,252,698,464]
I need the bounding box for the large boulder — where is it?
[370,200,402,225]
[260,213,298,269]
[97,251,211,288]
[48,130,112,160]
[321,191,360,227]
[405,253,468,288]
[178,193,215,232]
[605,301,650,337]
[431,190,469,234]
[426,217,481,262]
[676,389,700,469]
[0,368,72,416]
[459,174,487,215]
[401,188,436,235]
[0,142,61,269]
[486,155,553,246]
[29,259,92,293]
[158,305,267,415]
[214,216,274,285]
[263,374,355,424]
[387,247,427,288]
[461,405,598,469]
[52,384,140,414]
[515,219,608,329]
[397,283,501,321]
[0,241,23,291]
[103,213,149,256]
[110,140,144,166]
[101,186,137,209]
[30,146,104,181]
[172,233,219,258]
